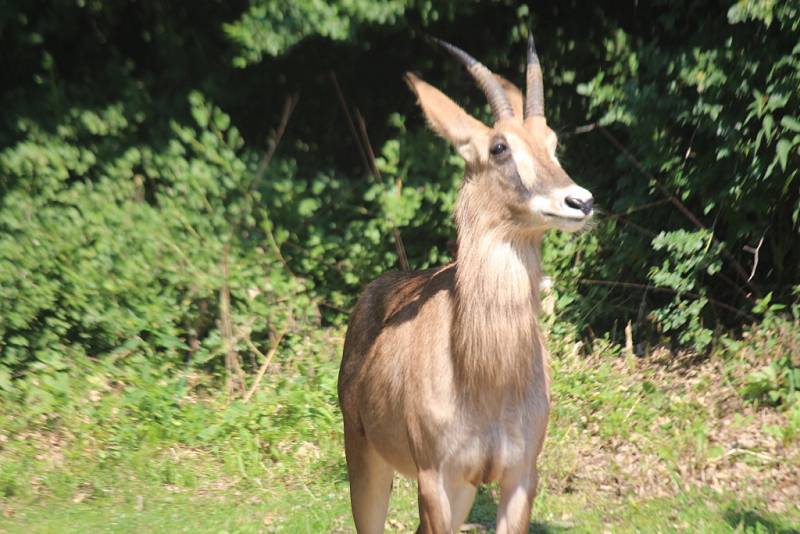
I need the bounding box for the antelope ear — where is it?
[544,128,558,158]
[494,75,523,118]
[405,72,490,164]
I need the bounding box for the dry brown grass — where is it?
[542,344,800,514]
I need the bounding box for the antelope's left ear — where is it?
[544,128,558,158]
[494,75,523,118]
[405,72,490,164]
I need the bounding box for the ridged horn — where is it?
[431,37,514,121]
[524,32,545,119]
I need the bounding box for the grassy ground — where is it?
[1,326,799,533]
[4,480,796,533]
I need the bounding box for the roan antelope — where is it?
[338,34,594,533]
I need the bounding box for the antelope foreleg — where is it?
[416,469,452,534]
[495,467,539,534]
[344,431,394,534]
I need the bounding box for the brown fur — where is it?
[338,51,592,534]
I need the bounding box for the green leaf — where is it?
[0,365,13,392]
[781,116,800,132]
[776,138,792,171]
[763,114,774,141]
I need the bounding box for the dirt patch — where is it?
[543,350,800,513]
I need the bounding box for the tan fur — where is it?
[339,50,593,534]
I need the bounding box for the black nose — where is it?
[565,196,594,215]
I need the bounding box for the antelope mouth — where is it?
[542,211,591,221]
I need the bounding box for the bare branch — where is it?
[744,233,766,282]
[330,74,410,272]
[355,109,381,180]
[220,245,246,396]
[255,93,299,179]
[243,326,289,403]
[601,198,672,220]
[355,109,410,271]
[589,124,760,299]
[573,123,597,134]
[329,71,373,178]
[579,278,754,320]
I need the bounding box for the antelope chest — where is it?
[448,395,549,485]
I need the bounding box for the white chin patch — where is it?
[553,217,587,232]
[528,195,551,215]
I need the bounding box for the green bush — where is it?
[738,290,800,408]
[1,0,798,384]
[0,90,304,383]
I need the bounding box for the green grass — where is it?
[1,329,799,533]
[1,477,797,533]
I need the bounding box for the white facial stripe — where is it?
[545,131,559,165]
[505,132,537,190]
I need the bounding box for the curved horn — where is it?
[524,33,545,119]
[431,37,514,121]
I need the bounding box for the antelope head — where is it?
[406,35,593,237]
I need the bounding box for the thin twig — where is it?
[392,231,410,271]
[108,337,145,364]
[318,301,352,314]
[329,73,410,271]
[220,245,246,396]
[606,213,657,237]
[744,233,766,283]
[579,278,753,320]
[391,177,410,271]
[255,94,299,179]
[243,326,288,402]
[243,94,299,280]
[574,123,597,135]
[329,71,372,178]
[266,225,296,278]
[711,447,776,464]
[624,320,635,364]
[634,283,649,335]
[355,109,411,271]
[579,122,760,298]
[682,126,698,165]
[716,271,752,301]
[601,198,672,220]
[599,125,759,297]
[355,109,381,179]
[191,316,257,370]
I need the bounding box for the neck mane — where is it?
[451,187,548,398]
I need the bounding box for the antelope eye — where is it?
[489,142,508,156]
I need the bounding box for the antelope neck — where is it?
[451,204,545,395]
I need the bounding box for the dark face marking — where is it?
[489,135,531,199]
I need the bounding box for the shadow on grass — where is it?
[465,485,571,533]
[724,508,800,534]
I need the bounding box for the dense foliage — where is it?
[1,0,798,396]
